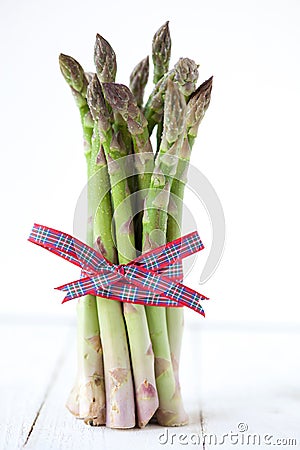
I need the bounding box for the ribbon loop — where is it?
[28,224,209,316]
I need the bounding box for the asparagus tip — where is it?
[152,21,172,83]
[94,33,117,83]
[58,53,87,94]
[129,55,150,107]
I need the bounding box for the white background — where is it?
[0,0,300,326]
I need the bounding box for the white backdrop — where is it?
[0,0,299,324]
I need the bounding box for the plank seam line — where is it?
[200,410,205,450]
[22,327,74,447]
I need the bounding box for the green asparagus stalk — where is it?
[59,53,106,425]
[142,80,188,426]
[152,21,171,84]
[87,75,137,428]
[88,76,158,427]
[166,76,213,395]
[129,56,149,108]
[144,57,199,137]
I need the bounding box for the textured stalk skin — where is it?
[129,56,149,108]
[88,77,158,428]
[59,53,107,425]
[166,76,213,396]
[142,81,188,426]
[66,297,106,425]
[152,21,171,84]
[144,57,199,136]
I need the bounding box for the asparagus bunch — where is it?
[59,21,212,429]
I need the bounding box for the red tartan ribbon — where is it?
[28,224,209,316]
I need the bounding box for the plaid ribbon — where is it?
[28,224,209,316]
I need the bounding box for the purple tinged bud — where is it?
[109,368,129,386]
[155,357,171,378]
[129,56,149,107]
[186,76,213,137]
[110,131,127,157]
[94,34,117,83]
[119,217,134,235]
[95,236,107,256]
[152,21,172,83]
[106,154,120,175]
[96,145,107,166]
[86,335,101,353]
[152,183,171,209]
[137,380,157,399]
[124,303,138,313]
[146,343,154,356]
[174,57,199,97]
[179,137,191,160]
[127,117,143,135]
[168,195,178,215]
[102,83,130,112]
[143,232,152,252]
[59,53,88,95]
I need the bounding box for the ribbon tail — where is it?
[56,271,122,303]
[131,231,204,272]
[120,265,209,316]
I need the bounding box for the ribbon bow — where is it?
[28,224,209,316]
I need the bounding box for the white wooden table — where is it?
[1,316,299,449]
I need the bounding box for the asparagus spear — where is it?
[142,80,188,426]
[166,76,213,394]
[144,57,199,136]
[94,34,117,83]
[152,21,171,84]
[94,36,134,182]
[86,75,137,428]
[59,53,106,425]
[129,56,149,108]
[88,76,158,428]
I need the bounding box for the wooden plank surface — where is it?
[0,319,72,450]
[199,324,300,449]
[1,318,299,449]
